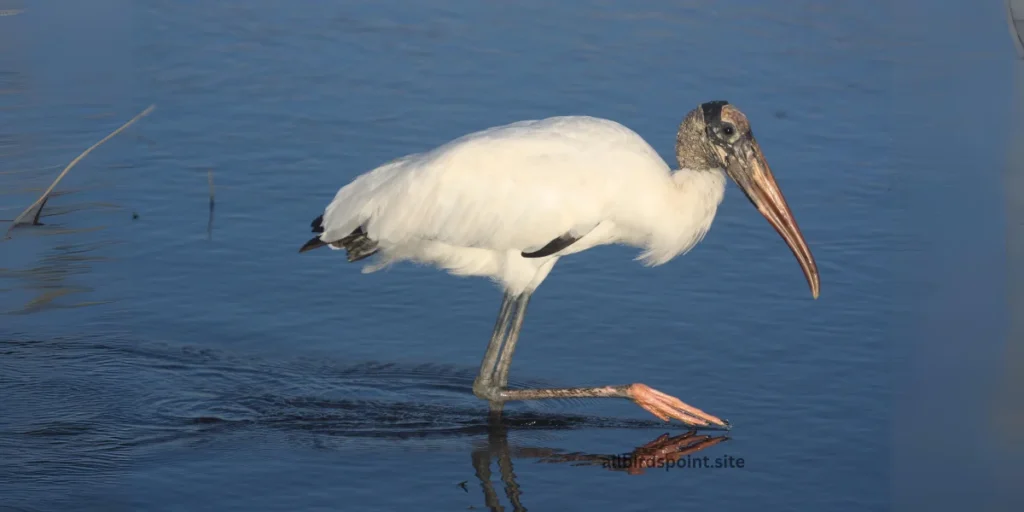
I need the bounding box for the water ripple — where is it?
[0,332,675,490]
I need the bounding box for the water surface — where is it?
[0,0,1013,510]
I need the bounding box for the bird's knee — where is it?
[472,379,502,402]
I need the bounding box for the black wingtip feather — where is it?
[311,214,324,233]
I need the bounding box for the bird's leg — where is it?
[494,294,530,389]
[472,292,728,428]
[473,292,517,412]
[497,385,727,427]
[473,292,530,414]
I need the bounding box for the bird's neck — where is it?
[636,168,727,266]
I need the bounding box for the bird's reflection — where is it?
[468,420,728,511]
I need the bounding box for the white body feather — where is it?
[318,116,727,295]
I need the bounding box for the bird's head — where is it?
[677,100,820,299]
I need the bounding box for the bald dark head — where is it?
[675,100,728,171]
[676,100,821,299]
[702,101,751,140]
[676,100,758,171]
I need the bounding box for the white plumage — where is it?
[317,115,727,295]
[304,102,818,427]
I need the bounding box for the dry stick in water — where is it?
[4,104,156,240]
[207,169,215,240]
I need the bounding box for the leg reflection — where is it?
[468,419,730,510]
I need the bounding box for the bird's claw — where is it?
[627,383,729,429]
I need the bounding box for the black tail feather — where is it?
[299,236,328,253]
[299,214,378,260]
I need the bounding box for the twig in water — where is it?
[207,169,216,240]
[4,104,156,240]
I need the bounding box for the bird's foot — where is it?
[627,383,729,429]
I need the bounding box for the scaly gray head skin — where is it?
[676,100,820,299]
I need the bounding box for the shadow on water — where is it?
[0,333,728,507]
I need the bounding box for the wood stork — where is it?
[300,101,819,428]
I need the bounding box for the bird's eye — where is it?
[721,124,735,137]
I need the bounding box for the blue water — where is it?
[0,1,1015,510]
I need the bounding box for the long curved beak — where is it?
[724,135,820,299]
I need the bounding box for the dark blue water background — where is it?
[0,1,1014,510]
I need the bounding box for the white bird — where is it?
[300,101,819,428]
